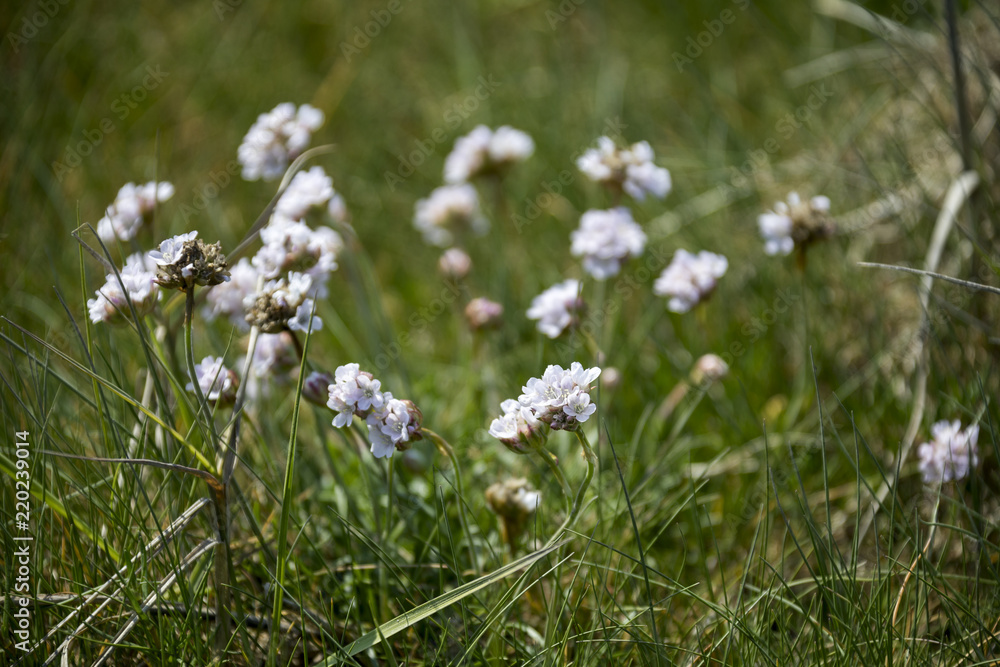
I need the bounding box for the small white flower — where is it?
[87,253,160,323]
[511,487,541,513]
[413,184,487,247]
[186,356,237,402]
[274,166,336,221]
[204,258,259,330]
[653,249,728,313]
[438,247,472,279]
[577,137,671,201]
[149,231,198,267]
[917,420,980,484]
[238,103,325,181]
[563,390,596,422]
[287,298,322,333]
[367,421,397,459]
[570,207,647,279]
[380,399,412,444]
[490,362,602,438]
[444,125,534,183]
[758,192,833,256]
[526,279,584,339]
[96,181,174,243]
[355,375,384,411]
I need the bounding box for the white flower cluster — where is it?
[653,249,728,313]
[527,279,584,339]
[96,181,175,243]
[570,207,647,279]
[327,364,422,458]
[186,356,238,403]
[274,166,347,222]
[204,258,260,330]
[917,420,980,484]
[87,253,160,323]
[413,184,487,248]
[238,102,324,181]
[489,363,601,452]
[444,125,535,184]
[758,192,831,256]
[577,137,671,201]
[246,272,323,333]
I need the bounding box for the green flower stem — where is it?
[537,445,572,516]
[422,428,478,574]
[545,429,597,548]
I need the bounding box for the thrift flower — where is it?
[238,102,325,181]
[526,279,585,339]
[444,125,534,183]
[917,420,980,484]
[413,184,487,247]
[274,166,338,221]
[438,247,472,279]
[326,365,422,458]
[465,297,504,331]
[96,181,174,243]
[758,192,834,256]
[244,272,322,333]
[570,207,647,279]
[186,356,238,404]
[150,231,231,291]
[204,258,259,330]
[653,249,728,313]
[577,137,671,201]
[87,253,160,324]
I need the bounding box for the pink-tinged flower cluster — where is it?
[87,253,160,324]
[653,249,728,313]
[576,137,671,201]
[327,364,423,458]
[96,181,174,243]
[527,279,585,339]
[489,363,601,453]
[238,102,325,181]
[186,356,239,404]
[917,420,980,484]
[570,207,647,279]
[444,125,535,184]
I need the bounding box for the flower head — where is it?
[327,365,422,458]
[413,184,487,248]
[758,192,834,256]
[577,137,671,201]
[186,356,238,404]
[96,181,174,243]
[486,478,541,519]
[150,231,231,291]
[917,420,979,484]
[465,297,504,331]
[444,125,534,183]
[653,249,728,313]
[274,166,338,221]
[238,103,325,181]
[88,253,160,324]
[244,272,322,333]
[438,247,472,280]
[570,208,647,279]
[527,279,586,339]
[204,258,259,330]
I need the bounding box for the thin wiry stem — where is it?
[422,428,479,573]
[545,429,597,548]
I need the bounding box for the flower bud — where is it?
[464,297,503,331]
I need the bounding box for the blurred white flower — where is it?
[465,297,503,331]
[413,184,487,247]
[96,181,174,243]
[244,271,322,333]
[526,279,584,339]
[274,166,336,220]
[87,253,160,324]
[570,207,647,279]
[204,258,259,330]
[444,125,534,183]
[186,356,238,403]
[577,137,671,201]
[917,420,980,484]
[691,354,729,384]
[758,192,833,256]
[438,247,472,279]
[653,249,728,313]
[250,331,298,378]
[252,215,342,296]
[238,102,325,181]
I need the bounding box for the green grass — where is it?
[2,0,1000,664]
